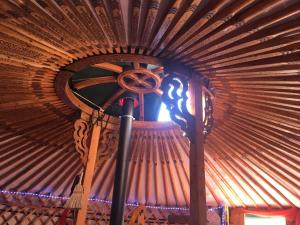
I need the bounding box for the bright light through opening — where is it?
[245,214,286,225]
[158,89,192,122]
[158,102,171,121]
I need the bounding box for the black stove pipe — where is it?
[109,97,135,225]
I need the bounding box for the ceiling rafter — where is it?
[0,1,299,218]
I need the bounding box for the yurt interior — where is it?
[0,0,299,225]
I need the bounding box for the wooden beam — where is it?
[133,62,140,69]
[230,208,245,225]
[154,89,163,96]
[74,76,117,89]
[151,66,164,74]
[75,122,101,225]
[139,93,144,120]
[189,79,195,115]
[102,89,126,110]
[190,74,207,225]
[93,63,123,73]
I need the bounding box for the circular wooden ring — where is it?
[117,68,161,93]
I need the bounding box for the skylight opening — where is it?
[158,102,171,121]
[158,85,192,122]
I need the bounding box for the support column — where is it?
[110,97,135,225]
[190,75,207,225]
[76,122,101,225]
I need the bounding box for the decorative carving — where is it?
[203,90,214,136]
[93,0,117,46]
[141,0,161,46]
[128,205,145,225]
[117,68,161,94]
[161,73,194,136]
[97,127,119,165]
[111,1,126,46]
[73,111,119,166]
[73,118,90,164]
[161,73,214,139]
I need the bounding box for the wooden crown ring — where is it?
[117,68,162,94]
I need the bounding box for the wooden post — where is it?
[75,122,101,225]
[230,208,244,225]
[139,93,144,121]
[189,75,207,225]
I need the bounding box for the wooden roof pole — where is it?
[139,93,144,121]
[75,121,101,225]
[190,74,207,225]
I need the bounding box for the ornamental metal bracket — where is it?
[161,73,214,142]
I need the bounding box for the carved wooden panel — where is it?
[74,117,90,164]
[97,126,119,165]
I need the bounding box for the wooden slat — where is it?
[102,89,126,110]
[73,76,117,89]
[0,0,299,215]
[139,93,144,121]
[93,63,123,73]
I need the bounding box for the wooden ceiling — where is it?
[0,0,299,210]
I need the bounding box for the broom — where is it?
[64,172,84,209]
[57,172,83,225]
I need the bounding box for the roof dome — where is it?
[0,0,299,215]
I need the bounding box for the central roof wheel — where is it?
[65,58,166,121]
[117,68,162,94]
[57,55,213,132]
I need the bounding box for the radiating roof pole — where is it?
[110,94,136,225]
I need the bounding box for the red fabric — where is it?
[57,209,70,225]
[240,208,300,225]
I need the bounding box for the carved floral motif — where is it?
[97,127,119,165]
[73,116,118,166]
[73,118,90,164]
[161,73,214,140]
